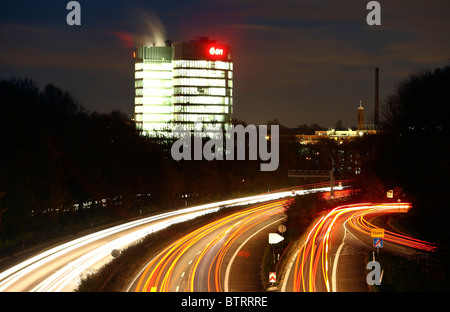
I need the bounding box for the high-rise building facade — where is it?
[134,44,173,135]
[134,37,233,137]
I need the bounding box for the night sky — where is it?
[1,0,449,128]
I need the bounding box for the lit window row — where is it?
[173,105,231,114]
[174,96,230,105]
[141,122,173,131]
[142,79,173,88]
[135,105,173,114]
[170,122,229,137]
[173,86,228,96]
[135,62,173,71]
[173,60,232,70]
[174,114,227,123]
[137,60,232,71]
[136,71,173,80]
[141,114,173,122]
[173,69,226,79]
[135,88,173,97]
[135,97,172,105]
[173,78,226,87]
[137,78,230,89]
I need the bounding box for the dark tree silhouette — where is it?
[370,66,450,290]
[0,78,303,250]
[376,66,450,230]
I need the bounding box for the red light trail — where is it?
[134,199,286,292]
[292,202,436,292]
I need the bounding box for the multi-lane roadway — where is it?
[0,183,334,292]
[128,198,287,292]
[2,181,433,293]
[281,202,436,292]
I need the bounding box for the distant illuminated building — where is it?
[134,37,233,137]
[283,102,380,145]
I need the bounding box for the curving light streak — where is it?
[346,204,437,252]
[0,183,344,292]
[133,199,287,292]
[0,208,220,292]
[31,209,220,292]
[292,202,436,292]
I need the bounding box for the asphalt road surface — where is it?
[280,202,436,292]
[128,199,287,292]
[0,183,336,292]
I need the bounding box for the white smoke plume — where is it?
[127,10,167,47]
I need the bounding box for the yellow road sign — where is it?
[371,228,385,238]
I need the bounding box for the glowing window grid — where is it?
[135,49,233,137]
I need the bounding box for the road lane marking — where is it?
[332,219,351,292]
[224,217,285,292]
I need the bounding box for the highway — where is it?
[281,202,436,292]
[128,199,287,292]
[0,183,337,292]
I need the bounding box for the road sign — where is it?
[386,190,393,198]
[371,228,385,238]
[278,224,286,233]
[269,233,284,244]
[373,238,383,248]
[269,272,276,283]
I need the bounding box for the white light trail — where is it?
[0,185,342,292]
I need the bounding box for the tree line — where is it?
[0,78,302,250]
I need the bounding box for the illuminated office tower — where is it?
[172,37,233,136]
[134,43,173,137]
[134,37,233,137]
